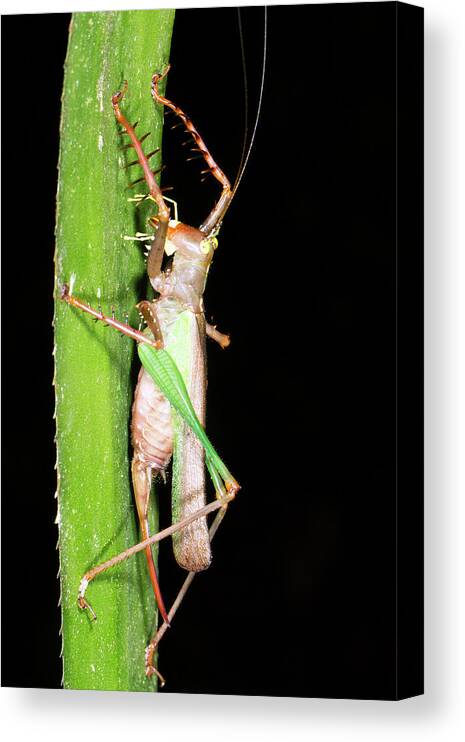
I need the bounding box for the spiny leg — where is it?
[151,66,232,235]
[112,82,169,279]
[60,284,162,350]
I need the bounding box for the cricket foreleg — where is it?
[151,66,232,235]
[112,82,169,279]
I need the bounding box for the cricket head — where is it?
[147,220,219,309]
[164,222,218,266]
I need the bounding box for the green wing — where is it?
[137,330,232,486]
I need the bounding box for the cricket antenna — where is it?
[232,5,267,199]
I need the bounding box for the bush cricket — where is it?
[60,59,264,684]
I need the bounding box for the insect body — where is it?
[61,66,240,682]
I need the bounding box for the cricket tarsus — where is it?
[78,596,97,622]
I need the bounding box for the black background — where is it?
[1,3,423,699]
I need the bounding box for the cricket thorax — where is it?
[150,222,218,314]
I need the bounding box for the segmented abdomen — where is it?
[131,366,173,472]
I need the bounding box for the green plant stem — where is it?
[54,9,175,692]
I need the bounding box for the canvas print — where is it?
[1,2,424,699]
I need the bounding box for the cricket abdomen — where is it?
[131,366,173,474]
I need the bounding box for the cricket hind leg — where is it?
[151,66,232,235]
[144,456,231,681]
[145,498,229,682]
[132,459,170,626]
[77,495,233,623]
[112,82,169,279]
[76,458,171,627]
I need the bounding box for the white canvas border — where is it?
[1,0,464,740]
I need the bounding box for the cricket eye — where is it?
[200,237,218,254]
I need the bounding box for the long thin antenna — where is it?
[232,5,267,197]
[234,7,249,188]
